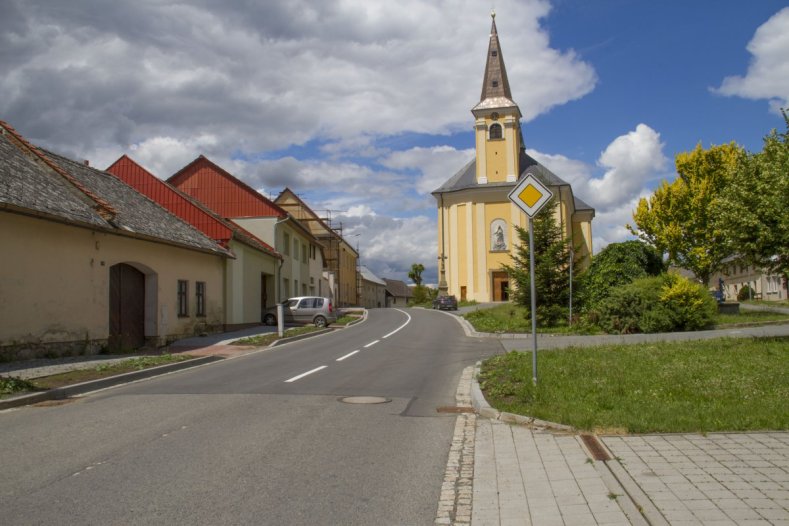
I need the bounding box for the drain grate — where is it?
[436,406,475,414]
[580,434,612,461]
[339,396,391,404]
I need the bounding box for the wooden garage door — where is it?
[109,263,146,351]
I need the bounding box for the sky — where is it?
[2,1,788,285]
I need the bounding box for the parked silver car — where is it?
[263,296,337,327]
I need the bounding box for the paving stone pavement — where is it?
[603,433,789,525]
[457,363,789,526]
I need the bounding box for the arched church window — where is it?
[489,123,502,140]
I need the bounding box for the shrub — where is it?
[737,285,754,302]
[409,285,436,306]
[595,273,716,334]
[579,240,665,311]
[660,273,718,331]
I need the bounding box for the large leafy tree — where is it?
[630,142,742,285]
[504,198,581,325]
[719,111,789,284]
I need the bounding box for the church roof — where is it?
[433,150,570,194]
[432,150,595,217]
[473,13,517,112]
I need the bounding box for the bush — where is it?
[579,241,665,311]
[737,285,754,302]
[660,273,718,331]
[595,273,716,334]
[409,285,437,306]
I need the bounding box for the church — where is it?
[432,13,594,303]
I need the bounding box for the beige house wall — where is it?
[232,217,322,302]
[1,212,225,353]
[224,239,279,327]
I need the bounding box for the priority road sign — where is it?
[508,172,553,218]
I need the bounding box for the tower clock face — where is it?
[491,112,499,120]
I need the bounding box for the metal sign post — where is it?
[507,172,553,386]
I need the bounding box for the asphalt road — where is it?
[0,308,502,526]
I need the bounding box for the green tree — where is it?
[408,263,424,286]
[579,240,665,310]
[719,111,789,285]
[630,142,742,285]
[504,198,581,325]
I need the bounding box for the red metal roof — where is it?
[107,155,233,245]
[168,156,286,219]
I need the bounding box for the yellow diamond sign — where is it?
[508,172,553,218]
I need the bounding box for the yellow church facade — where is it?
[433,14,594,302]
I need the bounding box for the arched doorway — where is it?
[109,263,146,351]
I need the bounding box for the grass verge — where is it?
[232,326,322,346]
[714,310,789,326]
[333,315,359,326]
[1,354,194,397]
[479,336,789,434]
[463,304,602,334]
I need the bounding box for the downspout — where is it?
[274,215,290,302]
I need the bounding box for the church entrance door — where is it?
[492,271,509,301]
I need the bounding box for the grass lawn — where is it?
[478,337,789,434]
[463,304,602,334]
[231,325,322,346]
[715,310,789,326]
[1,354,194,396]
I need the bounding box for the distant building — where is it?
[359,266,386,309]
[275,188,359,307]
[432,13,593,303]
[710,256,787,302]
[384,279,413,307]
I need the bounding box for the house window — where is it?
[489,123,503,140]
[283,233,291,256]
[196,281,206,317]
[302,243,307,264]
[177,280,189,317]
[294,280,299,296]
[294,239,299,261]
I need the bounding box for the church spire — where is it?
[479,10,513,104]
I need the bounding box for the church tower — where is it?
[433,12,595,303]
[473,13,522,185]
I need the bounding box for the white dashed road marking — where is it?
[336,350,359,362]
[285,365,327,383]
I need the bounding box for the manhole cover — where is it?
[339,396,391,404]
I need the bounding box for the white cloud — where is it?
[1,0,596,160]
[528,125,669,252]
[381,146,475,194]
[714,7,789,113]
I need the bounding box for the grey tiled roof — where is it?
[432,149,595,217]
[360,265,386,286]
[383,279,413,298]
[0,127,228,256]
[43,150,228,254]
[0,132,109,228]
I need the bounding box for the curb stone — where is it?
[0,355,223,411]
[471,360,574,432]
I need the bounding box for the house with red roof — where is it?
[106,155,284,329]
[168,156,329,302]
